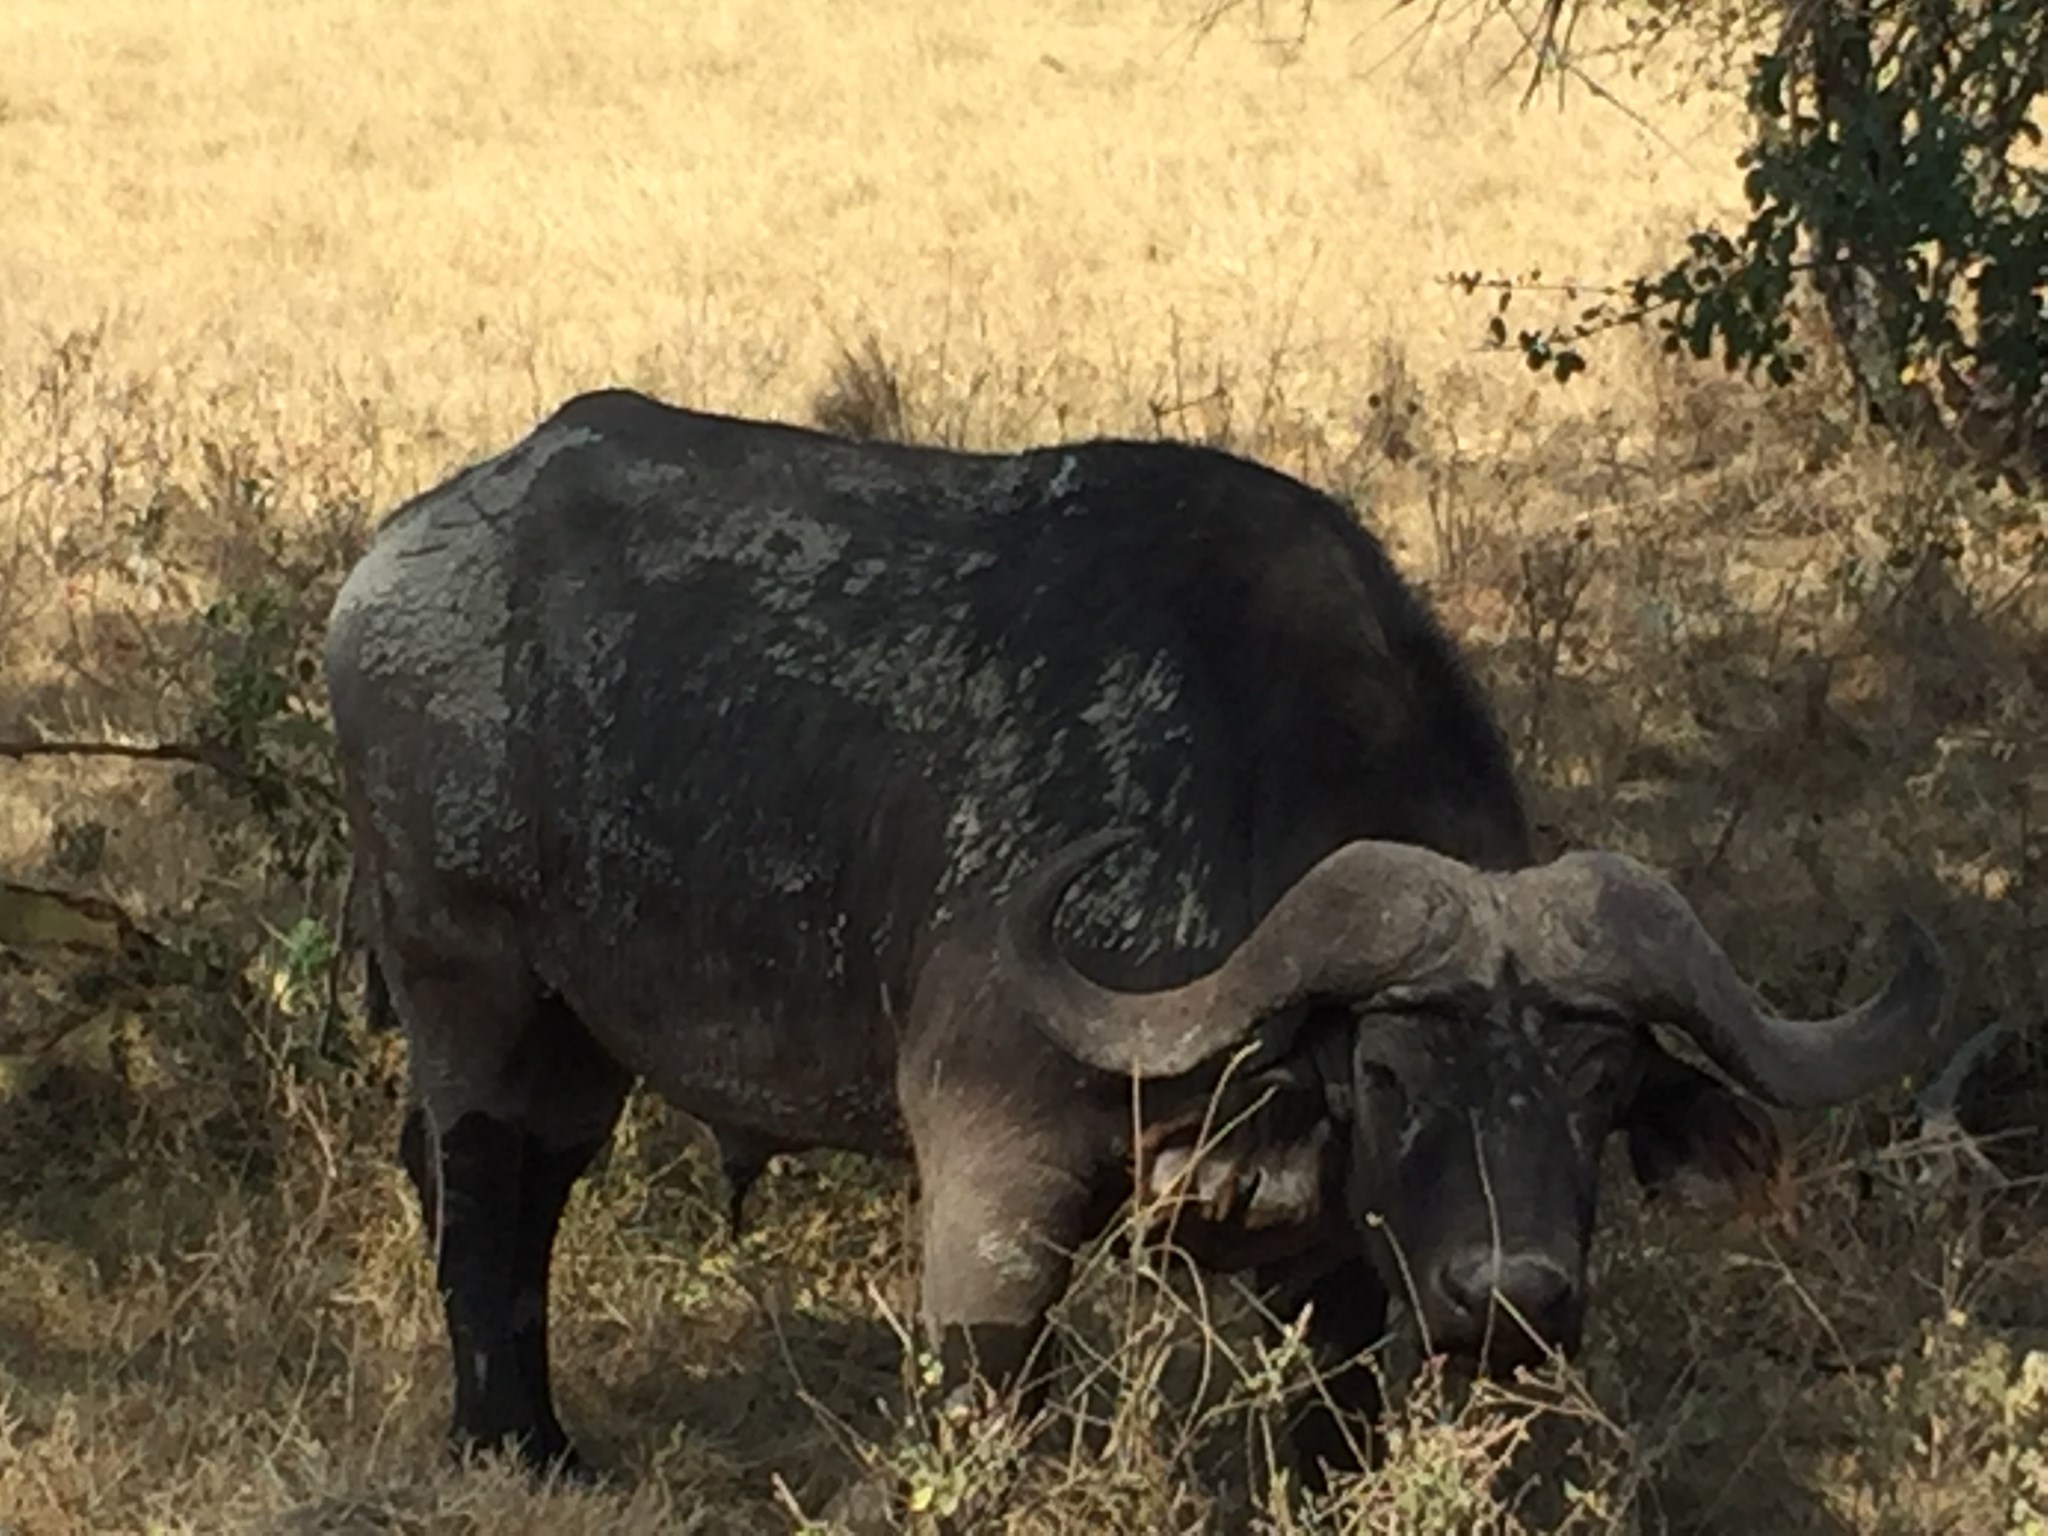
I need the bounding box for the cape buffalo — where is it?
[325,387,1946,1481]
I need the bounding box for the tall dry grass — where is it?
[1,1,2044,1532]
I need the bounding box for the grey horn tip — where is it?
[1886,909,1951,1014]
[1000,828,1141,945]
[1887,908,1939,956]
[1075,825,1143,859]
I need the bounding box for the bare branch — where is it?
[1914,1019,2014,1126]
[0,737,243,775]
[1909,1020,2020,1187]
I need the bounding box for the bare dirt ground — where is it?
[1,1,2042,1531]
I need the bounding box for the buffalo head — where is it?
[1001,831,1948,1373]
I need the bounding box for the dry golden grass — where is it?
[2,1,2045,1532]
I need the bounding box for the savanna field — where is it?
[1,1,2044,1531]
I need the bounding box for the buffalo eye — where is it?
[1354,1057,1405,1100]
[1350,1017,1434,1107]
[1564,1033,1640,1110]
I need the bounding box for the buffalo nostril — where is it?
[1438,1249,1574,1329]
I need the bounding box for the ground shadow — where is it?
[2,410,2044,1531]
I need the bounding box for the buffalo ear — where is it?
[1622,1052,1793,1227]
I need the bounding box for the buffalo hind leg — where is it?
[506,1103,621,1468]
[386,949,631,1478]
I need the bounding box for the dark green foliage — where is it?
[192,580,348,885]
[1458,0,2047,485]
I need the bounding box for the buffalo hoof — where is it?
[537,1443,603,1489]
[453,1426,602,1489]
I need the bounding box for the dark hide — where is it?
[327,389,1795,1479]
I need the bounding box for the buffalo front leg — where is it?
[1258,1253,1391,1488]
[900,1078,1108,1416]
[386,944,630,1476]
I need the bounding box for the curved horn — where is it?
[999,830,1499,1079]
[1506,852,1950,1109]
